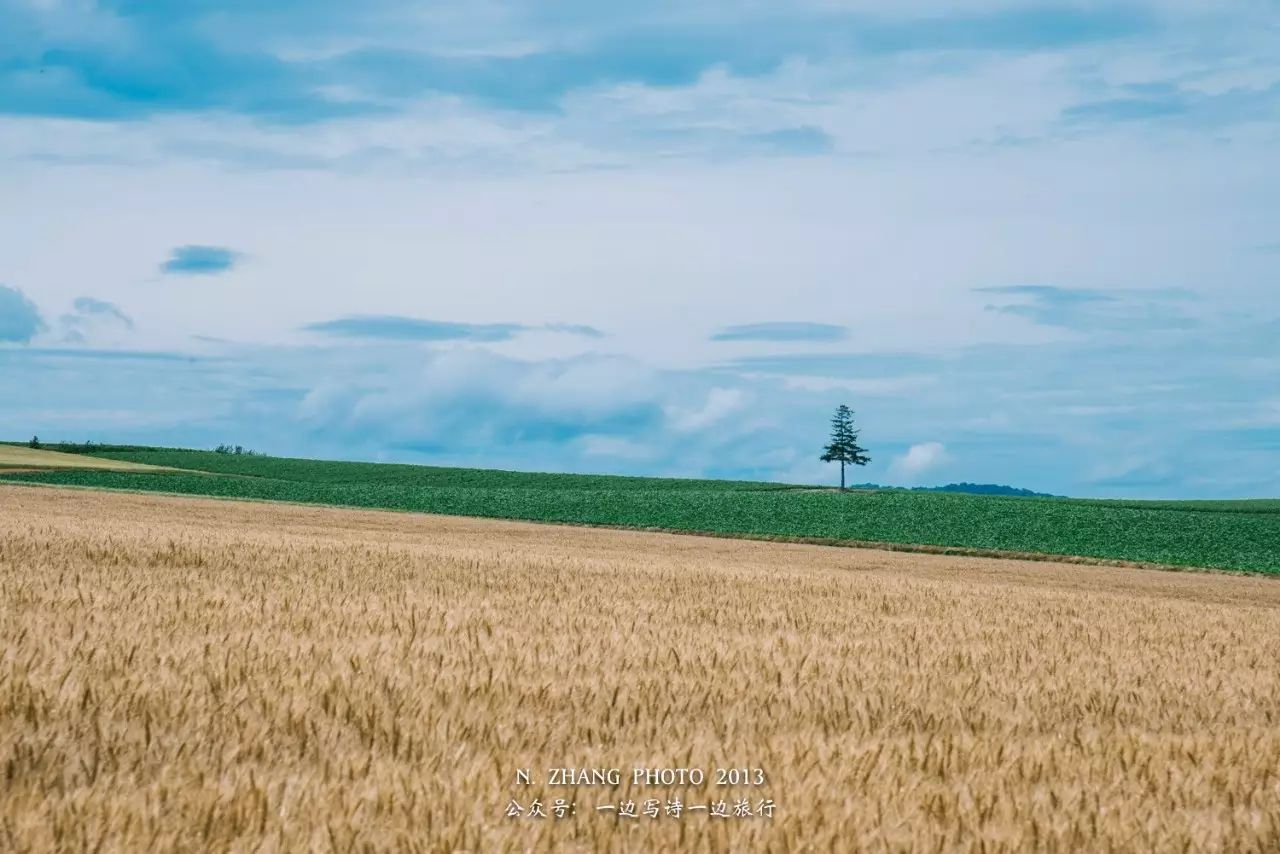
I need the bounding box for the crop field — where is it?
[2,484,1279,851]
[0,445,175,473]
[3,447,1279,573]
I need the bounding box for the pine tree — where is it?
[820,404,870,490]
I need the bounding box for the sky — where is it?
[1,1,1278,498]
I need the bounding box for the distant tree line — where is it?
[20,438,259,457]
[28,439,151,454]
[214,444,257,455]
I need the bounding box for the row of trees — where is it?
[26,436,257,456]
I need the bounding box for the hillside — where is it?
[2,445,1277,573]
[850,482,1060,498]
[0,444,178,473]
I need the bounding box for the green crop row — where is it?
[80,448,792,491]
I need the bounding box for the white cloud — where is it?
[577,435,653,460]
[665,387,746,432]
[888,441,949,483]
[780,374,939,396]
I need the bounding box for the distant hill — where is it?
[922,482,1060,498]
[852,482,1059,498]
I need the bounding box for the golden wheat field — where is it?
[0,446,173,473]
[3,484,1280,853]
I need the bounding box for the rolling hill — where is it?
[1,444,1277,573]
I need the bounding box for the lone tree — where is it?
[820,404,870,490]
[28,435,40,449]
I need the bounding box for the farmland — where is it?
[3,485,1279,850]
[0,445,176,473]
[3,446,1279,573]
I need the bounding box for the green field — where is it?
[3,446,1278,574]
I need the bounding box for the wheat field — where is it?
[0,446,174,473]
[2,484,1279,852]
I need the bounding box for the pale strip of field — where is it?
[0,445,173,472]
[2,484,1279,852]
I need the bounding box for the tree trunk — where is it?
[840,461,845,491]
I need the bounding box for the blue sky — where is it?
[1,0,1278,497]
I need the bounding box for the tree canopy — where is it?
[820,405,870,489]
